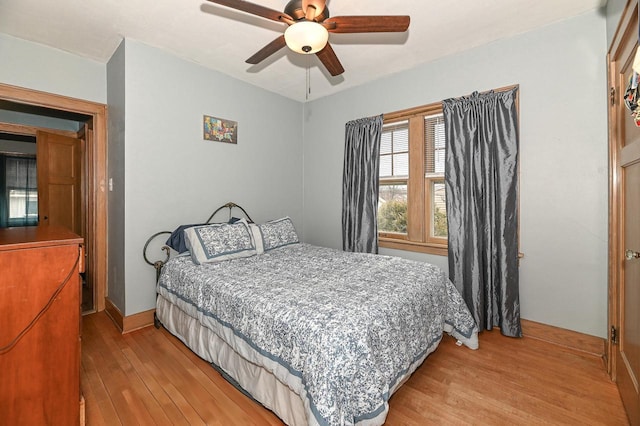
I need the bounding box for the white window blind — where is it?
[424,114,445,176]
[380,121,409,178]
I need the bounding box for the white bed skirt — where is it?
[156,294,309,426]
[156,293,438,426]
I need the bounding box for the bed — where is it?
[144,202,478,426]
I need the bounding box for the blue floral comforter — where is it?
[157,243,478,425]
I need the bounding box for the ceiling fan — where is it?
[205,0,410,76]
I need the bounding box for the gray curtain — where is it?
[342,115,383,253]
[443,88,521,337]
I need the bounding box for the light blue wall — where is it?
[0,8,614,337]
[121,40,304,314]
[106,41,127,311]
[0,34,304,316]
[0,33,106,103]
[302,10,609,337]
[0,110,80,131]
[607,0,628,48]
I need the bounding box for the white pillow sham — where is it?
[185,218,257,264]
[258,217,299,251]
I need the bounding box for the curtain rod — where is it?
[383,84,519,122]
[457,83,519,99]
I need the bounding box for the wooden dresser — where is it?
[0,226,83,425]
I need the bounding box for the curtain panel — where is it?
[443,88,521,337]
[342,115,383,253]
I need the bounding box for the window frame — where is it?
[379,102,447,256]
[379,85,520,256]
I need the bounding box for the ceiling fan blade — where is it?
[316,43,345,76]
[302,0,326,20]
[246,35,287,64]
[206,0,292,22]
[325,16,410,33]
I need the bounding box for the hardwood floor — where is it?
[81,311,628,425]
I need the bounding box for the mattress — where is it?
[157,243,478,425]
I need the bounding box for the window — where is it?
[1,155,38,227]
[9,189,38,220]
[378,102,447,255]
[379,121,409,234]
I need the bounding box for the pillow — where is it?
[258,217,299,251]
[249,223,264,255]
[166,223,206,253]
[166,217,244,253]
[184,219,257,264]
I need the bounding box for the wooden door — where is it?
[610,2,640,424]
[620,158,640,425]
[36,131,82,236]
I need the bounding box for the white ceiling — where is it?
[0,0,606,102]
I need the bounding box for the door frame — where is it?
[0,83,108,312]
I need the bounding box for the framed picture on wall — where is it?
[203,115,238,144]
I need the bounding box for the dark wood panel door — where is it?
[36,131,82,236]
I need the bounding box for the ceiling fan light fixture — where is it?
[284,21,328,54]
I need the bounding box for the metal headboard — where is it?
[142,201,253,328]
[142,231,172,280]
[143,201,253,275]
[205,201,253,224]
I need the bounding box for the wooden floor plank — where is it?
[80,362,109,426]
[84,315,159,425]
[162,327,283,425]
[81,312,629,425]
[119,337,191,425]
[134,326,229,425]
[430,343,600,423]
[81,317,123,425]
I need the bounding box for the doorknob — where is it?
[625,249,640,260]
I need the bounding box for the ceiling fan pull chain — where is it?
[306,57,311,101]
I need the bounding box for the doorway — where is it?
[0,123,93,311]
[0,83,108,314]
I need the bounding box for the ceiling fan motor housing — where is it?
[284,0,329,22]
[205,0,410,77]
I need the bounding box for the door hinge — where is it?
[611,325,618,344]
[611,87,616,106]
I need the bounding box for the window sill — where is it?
[379,237,447,256]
